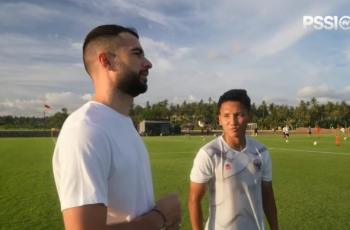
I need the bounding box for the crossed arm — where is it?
[62,194,181,230]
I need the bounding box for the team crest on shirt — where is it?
[253,156,262,171]
[253,147,265,171]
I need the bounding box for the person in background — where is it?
[308,126,312,136]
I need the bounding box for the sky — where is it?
[0,0,349,116]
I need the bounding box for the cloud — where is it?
[1,0,349,116]
[0,99,41,116]
[81,94,92,101]
[141,37,170,52]
[188,95,197,102]
[69,0,180,27]
[207,50,227,60]
[130,6,173,26]
[44,92,90,109]
[262,96,297,106]
[141,37,192,60]
[140,37,173,73]
[298,85,335,97]
[71,42,83,50]
[0,33,82,66]
[344,45,350,63]
[0,61,89,93]
[140,37,192,74]
[0,92,91,116]
[251,18,312,57]
[0,2,61,27]
[297,84,350,102]
[245,2,336,58]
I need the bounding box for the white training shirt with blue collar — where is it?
[190,135,272,230]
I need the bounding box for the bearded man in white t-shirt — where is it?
[188,89,279,230]
[53,24,181,230]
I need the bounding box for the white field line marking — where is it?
[269,147,350,156]
[152,149,350,156]
[271,139,347,143]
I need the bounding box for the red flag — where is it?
[44,104,51,109]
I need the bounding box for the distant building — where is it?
[138,120,170,136]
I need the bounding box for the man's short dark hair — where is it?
[83,24,138,51]
[217,89,251,112]
[82,24,139,75]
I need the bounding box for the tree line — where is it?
[0,108,69,130]
[0,98,349,130]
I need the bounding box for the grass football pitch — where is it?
[0,134,350,230]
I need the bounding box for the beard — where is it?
[117,66,148,97]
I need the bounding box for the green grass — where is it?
[0,138,61,230]
[0,135,350,229]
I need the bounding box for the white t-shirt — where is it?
[52,101,154,224]
[340,127,345,134]
[190,136,272,230]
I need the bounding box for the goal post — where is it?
[246,123,258,136]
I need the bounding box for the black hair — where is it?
[83,24,138,52]
[217,89,251,112]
